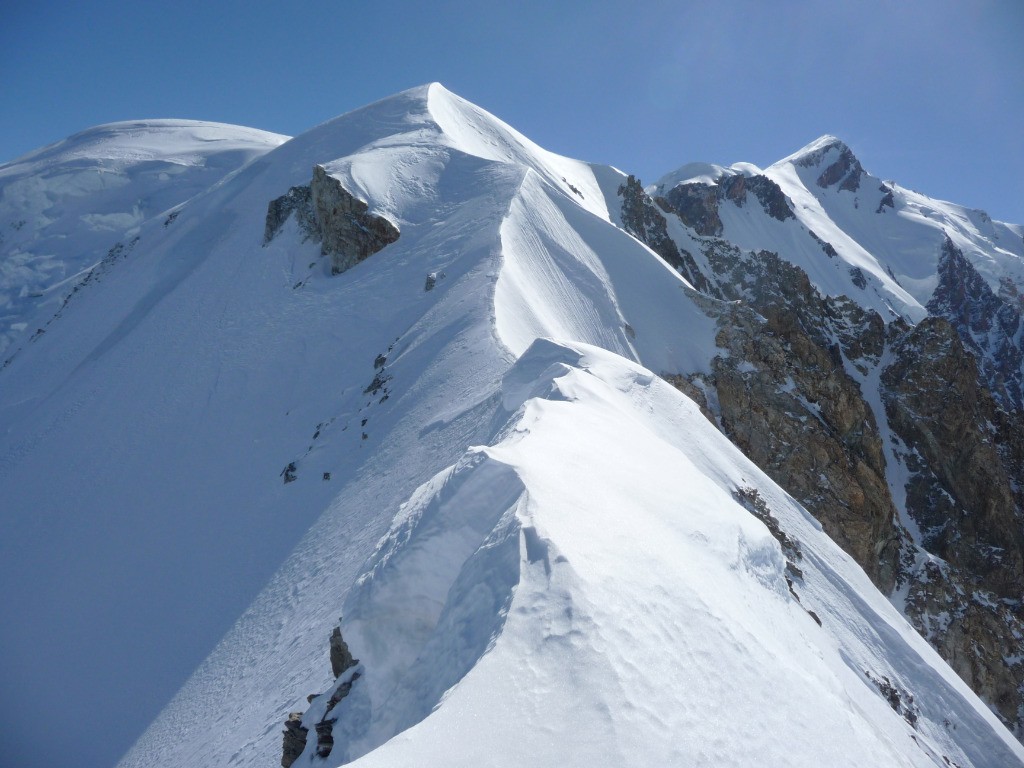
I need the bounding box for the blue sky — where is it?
[3,1,1023,222]
[1,2,1022,767]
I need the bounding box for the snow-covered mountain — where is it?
[0,120,288,358]
[1,85,1021,768]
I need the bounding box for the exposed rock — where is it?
[731,174,795,222]
[330,625,357,679]
[310,166,400,275]
[264,184,315,244]
[281,625,362,767]
[876,183,895,213]
[882,317,1024,594]
[661,182,723,237]
[617,175,713,292]
[281,712,307,768]
[706,299,900,592]
[798,139,864,192]
[927,236,1024,411]
[264,166,400,275]
[658,174,794,238]
[883,316,1024,733]
[849,267,867,290]
[808,229,839,258]
[665,242,901,591]
[899,555,1024,738]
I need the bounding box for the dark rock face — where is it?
[330,626,356,679]
[281,713,307,768]
[927,236,1024,411]
[650,165,1024,738]
[659,174,794,237]
[798,140,864,192]
[883,318,1024,593]
[740,175,795,222]
[617,175,712,292]
[882,317,1024,733]
[661,181,723,237]
[264,165,400,275]
[310,166,400,274]
[876,183,895,213]
[281,625,362,767]
[264,185,315,244]
[666,242,901,591]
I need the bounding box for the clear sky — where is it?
[3,0,1023,223]
[1,2,1022,767]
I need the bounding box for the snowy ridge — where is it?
[290,339,1022,768]
[2,86,1021,768]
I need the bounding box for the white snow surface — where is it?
[0,119,288,356]
[1,85,1019,768]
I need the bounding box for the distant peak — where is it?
[774,135,864,193]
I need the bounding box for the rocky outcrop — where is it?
[281,713,307,768]
[927,236,1024,411]
[264,165,400,275]
[280,624,361,767]
[899,556,1024,739]
[650,163,1024,739]
[666,242,901,591]
[330,625,355,679]
[617,175,713,293]
[879,315,1024,734]
[883,317,1024,594]
[660,181,723,237]
[795,138,864,192]
[658,174,794,237]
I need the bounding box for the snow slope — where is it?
[1,85,1019,768]
[0,119,288,356]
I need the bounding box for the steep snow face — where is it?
[0,120,288,356]
[292,340,1023,768]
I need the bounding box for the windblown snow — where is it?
[1,84,1020,768]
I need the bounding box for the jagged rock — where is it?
[281,627,361,766]
[705,299,900,592]
[617,175,713,292]
[799,139,863,192]
[927,236,1024,411]
[664,242,901,591]
[310,166,400,274]
[281,712,307,768]
[882,316,1024,733]
[658,174,794,238]
[315,719,336,758]
[899,556,1024,738]
[661,182,723,237]
[808,229,839,258]
[883,317,1024,594]
[264,166,400,275]
[876,183,895,212]
[264,184,315,244]
[726,174,795,222]
[330,625,357,679]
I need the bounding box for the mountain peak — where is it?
[774,135,864,192]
